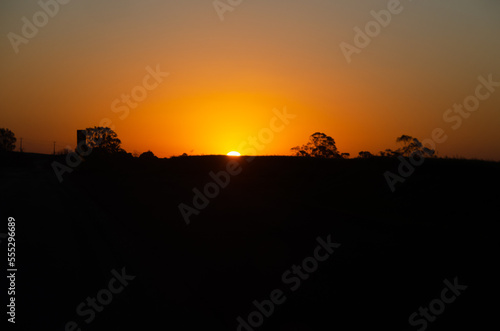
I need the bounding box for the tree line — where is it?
[291,132,436,159]
[1,127,435,159]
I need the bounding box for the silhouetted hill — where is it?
[1,152,499,330]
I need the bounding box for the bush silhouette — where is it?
[0,128,16,152]
[358,151,374,158]
[139,150,158,160]
[291,132,341,158]
[84,126,124,154]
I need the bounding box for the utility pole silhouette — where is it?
[20,138,23,152]
[53,141,56,155]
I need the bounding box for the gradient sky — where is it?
[1,0,499,159]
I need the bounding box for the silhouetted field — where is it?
[1,152,499,330]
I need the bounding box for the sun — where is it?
[227,151,241,156]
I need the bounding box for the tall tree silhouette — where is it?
[0,128,16,152]
[85,127,124,154]
[395,135,435,157]
[380,135,435,157]
[292,132,341,158]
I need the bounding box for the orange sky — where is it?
[1,0,499,159]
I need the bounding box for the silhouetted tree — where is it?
[379,148,400,157]
[291,146,310,157]
[341,153,350,159]
[84,127,124,154]
[0,128,16,152]
[379,135,435,157]
[358,151,374,158]
[395,135,435,157]
[291,132,341,158]
[396,134,412,146]
[139,150,157,160]
[396,135,417,156]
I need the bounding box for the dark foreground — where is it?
[1,152,499,330]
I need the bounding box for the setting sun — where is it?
[227,151,241,156]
